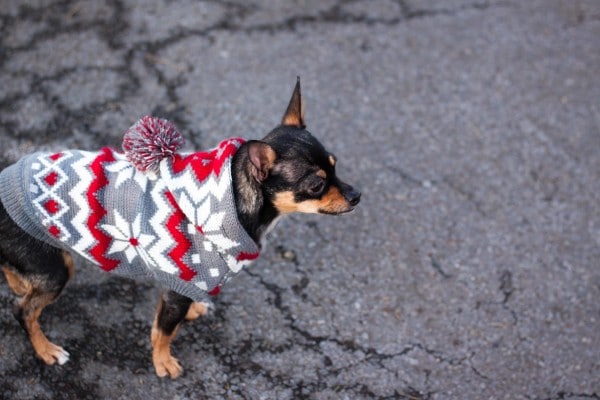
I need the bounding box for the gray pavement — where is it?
[1,0,599,399]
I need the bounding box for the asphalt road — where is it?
[1,1,599,399]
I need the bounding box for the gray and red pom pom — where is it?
[123,116,184,173]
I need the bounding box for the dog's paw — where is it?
[154,354,183,379]
[185,301,213,321]
[38,342,70,366]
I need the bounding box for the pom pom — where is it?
[122,116,184,173]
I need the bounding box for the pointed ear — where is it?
[281,77,306,128]
[248,141,277,182]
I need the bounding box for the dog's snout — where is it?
[346,188,361,206]
[338,181,361,207]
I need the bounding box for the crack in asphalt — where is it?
[0,0,512,150]
[243,265,479,398]
[428,255,452,279]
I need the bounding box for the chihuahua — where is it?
[0,79,360,378]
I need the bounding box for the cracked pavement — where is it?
[1,0,599,399]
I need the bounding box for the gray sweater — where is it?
[0,138,259,301]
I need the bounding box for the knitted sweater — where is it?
[0,137,260,301]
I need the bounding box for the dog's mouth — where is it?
[318,206,356,216]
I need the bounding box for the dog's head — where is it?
[246,79,361,216]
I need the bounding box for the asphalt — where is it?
[1,1,599,399]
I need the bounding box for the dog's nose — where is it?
[346,189,361,206]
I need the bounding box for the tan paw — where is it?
[185,301,211,321]
[153,353,183,378]
[37,342,70,366]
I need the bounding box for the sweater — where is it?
[0,136,260,301]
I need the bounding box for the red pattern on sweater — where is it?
[236,251,260,262]
[88,148,120,271]
[171,138,242,182]
[164,190,196,281]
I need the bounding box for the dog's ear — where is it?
[248,141,277,182]
[281,77,306,129]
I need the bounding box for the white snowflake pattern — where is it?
[101,209,155,266]
[177,193,239,252]
[105,159,148,190]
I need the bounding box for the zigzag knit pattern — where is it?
[0,138,260,301]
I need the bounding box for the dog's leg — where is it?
[15,287,70,365]
[185,301,211,321]
[8,251,72,366]
[151,290,192,378]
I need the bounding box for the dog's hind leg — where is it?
[151,290,193,378]
[6,250,72,366]
[0,200,73,365]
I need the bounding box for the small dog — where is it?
[0,79,360,378]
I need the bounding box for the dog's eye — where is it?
[308,179,325,196]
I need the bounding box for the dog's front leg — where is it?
[151,290,193,378]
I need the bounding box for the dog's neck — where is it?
[231,144,280,245]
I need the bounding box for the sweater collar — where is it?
[158,138,260,267]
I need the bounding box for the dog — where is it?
[0,79,361,378]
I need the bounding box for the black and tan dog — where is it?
[0,79,360,378]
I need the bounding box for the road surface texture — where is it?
[0,0,599,399]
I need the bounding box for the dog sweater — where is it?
[0,117,260,301]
